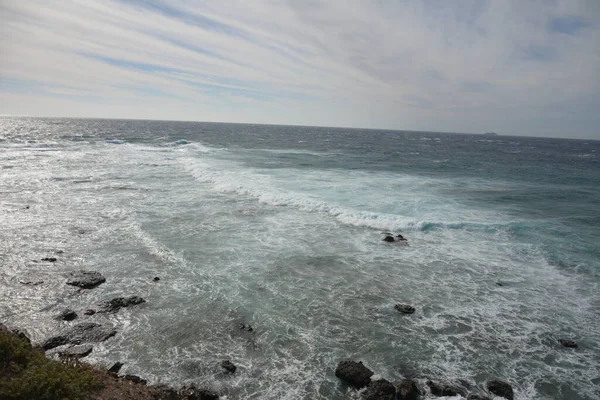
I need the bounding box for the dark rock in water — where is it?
[383,236,395,242]
[60,344,93,358]
[239,322,254,333]
[56,250,64,255]
[559,339,578,348]
[98,296,146,313]
[486,380,514,400]
[334,360,374,389]
[66,271,106,289]
[496,282,504,287]
[395,304,415,314]
[42,322,116,350]
[108,361,124,374]
[427,380,467,397]
[56,309,78,321]
[84,309,96,315]
[221,360,237,373]
[19,280,44,286]
[178,384,219,400]
[153,276,160,282]
[42,257,57,262]
[467,394,491,400]
[397,379,420,400]
[124,374,147,385]
[365,379,396,400]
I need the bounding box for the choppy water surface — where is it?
[1,118,599,399]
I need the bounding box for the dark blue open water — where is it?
[1,118,599,399]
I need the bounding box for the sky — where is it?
[1,0,599,139]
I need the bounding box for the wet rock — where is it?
[427,380,467,397]
[98,296,146,313]
[42,257,57,262]
[178,384,219,400]
[383,236,395,242]
[153,276,160,282]
[66,271,106,289]
[124,374,147,385]
[84,309,96,315]
[559,339,578,348]
[397,379,420,400]
[108,361,124,374]
[42,322,116,350]
[395,304,416,314]
[221,360,237,373]
[56,250,64,255]
[239,322,254,333]
[467,394,491,400]
[364,379,396,400]
[55,309,78,321]
[486,380,514,400]
[496,282,504,287]
[335,360,374,389]
[60,344,93,358]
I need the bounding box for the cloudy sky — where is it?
[1,1,599,138]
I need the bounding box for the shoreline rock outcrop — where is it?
[42,322,116,350]
[334,360,374,389]
[66,271,106,289]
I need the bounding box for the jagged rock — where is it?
[397,379,420,400]
[559,339,578,348]
[42,322,116,350]
[335,360,374,389]
[56,309,78,321]
[153,276,160,281]
[395,304,415,314]
[98,296,146,313]
[42,257,57,262]
[60,344,93,358]
[178,384,219,400]
[66,271,106,289]
[0,324,31,345]
[108,361,124,374]
[84,309,96,315]
[364,379,396,400]
[124,374,147,385]
[486,380,514,400]
[427,380,467,397]
[221,360,237,373]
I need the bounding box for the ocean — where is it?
[1,117,599,399]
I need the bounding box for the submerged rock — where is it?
[221,360,237,373]
[41,257,57,262]
[19,280,44,286]
[124,375,147,385]
[98,296,146,313]
[559,339,578,348]
[84,309,96,315]
[239,322,254,333]
[364,379,396,400]
[397,379,420,400]
[153,276,160,282]
[66,271,106,289]
[178,384,219,400]
[108,361,124,374]
[383,236,396,242]
[55,309,78,321]
[42,322,116,350]
[395,304,416,314]
[486,380,514,400]
[427,380,467,397]
[335,360,374,389]
[60,344,93,358]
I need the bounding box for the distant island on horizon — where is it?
[483,132,499,136]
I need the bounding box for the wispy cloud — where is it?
[0,0,599,138]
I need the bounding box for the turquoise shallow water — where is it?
[1,117,599,399]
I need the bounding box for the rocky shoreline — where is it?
[2,251,580,399]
